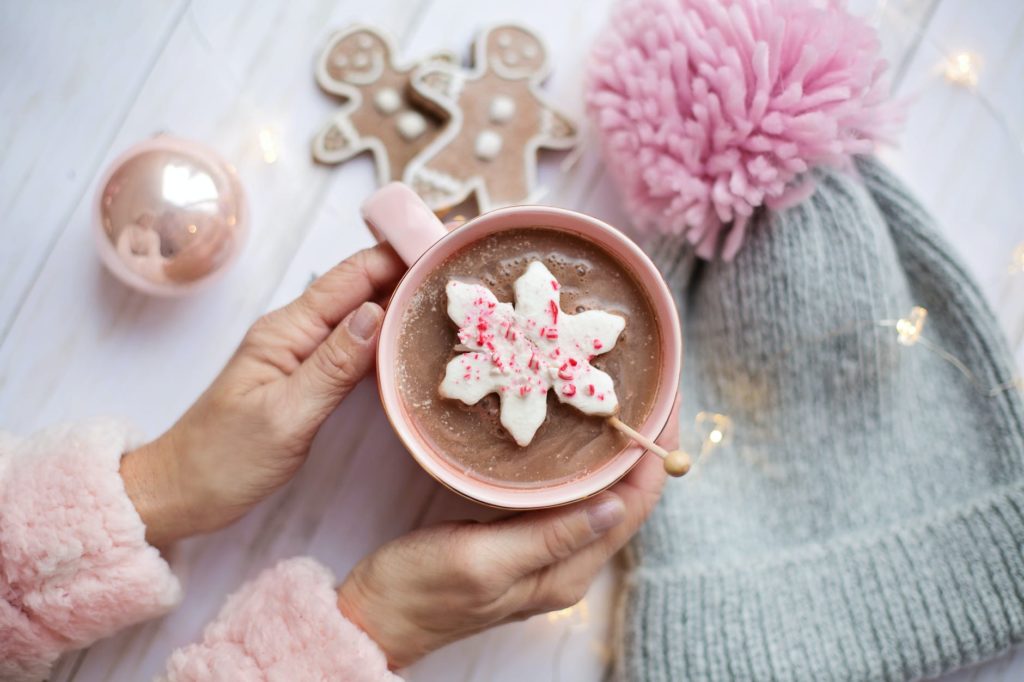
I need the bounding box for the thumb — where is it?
[482,493,626,578]
[293,301,384,414]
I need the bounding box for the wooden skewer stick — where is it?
[607,416,692,477]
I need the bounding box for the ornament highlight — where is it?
[94,135,247,296]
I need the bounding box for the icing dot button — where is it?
[374,87,402,115]
[489,95,516,124]
[396,111,428,141]
[475,130,503,161]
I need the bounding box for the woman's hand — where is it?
[120,245,405,547]
[337,403,676,669]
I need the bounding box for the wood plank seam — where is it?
[0,0,192,349]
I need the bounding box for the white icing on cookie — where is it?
[439,261,624,446]
[409,166,462,204]
[400,24,578,212]
[373,88,401,115]
[396,111,427,140]
[314,114,361,160]
[314,26,446,179]
[474,130,503,160]
[489,95,516,123]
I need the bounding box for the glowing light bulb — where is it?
[944,51,980,87]
[546,598,589,623]
[695,412,733,451]
[896,306,928,346]
[1011,243,1024,274]
[258,127,279,164]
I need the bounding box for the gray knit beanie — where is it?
[620,157,1024,681]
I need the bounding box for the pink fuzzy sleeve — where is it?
[161,557,400,681]
[0,419,183,681]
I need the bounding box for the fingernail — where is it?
[347,302,381,341]
[586,495,625,535]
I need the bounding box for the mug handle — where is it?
[360,182,448,266]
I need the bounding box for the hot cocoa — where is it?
[396,227,662,488]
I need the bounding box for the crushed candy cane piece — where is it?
[439,261,624,445]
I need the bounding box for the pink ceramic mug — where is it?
[362,183,682,509]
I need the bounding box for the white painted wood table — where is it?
[2,0,1022,680]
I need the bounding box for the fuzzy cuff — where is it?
[161,557,399,681]
[0,419,183,681]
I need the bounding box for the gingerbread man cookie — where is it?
[404,24,578,211]
[312,25,452,184]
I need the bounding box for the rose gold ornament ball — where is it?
[94,135,247,296]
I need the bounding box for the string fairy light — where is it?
[875,305,1022,396]
[1011,243,1024,274]
[943,51,981,87]
[640,25,1024,472]
[989,377,1024,397]
[694,411,733,453]
[547,597,598,682]
[885,18,1023,395]
[258,126,280,164]
[895,306,927,346]
[546,598,590,624]
[664,411,734,483]
[680,305,1021,486]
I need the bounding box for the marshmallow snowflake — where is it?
[439,260,625,446]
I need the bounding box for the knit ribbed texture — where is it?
[621,157,1024,681]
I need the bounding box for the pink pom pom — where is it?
[586,0,900,259]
